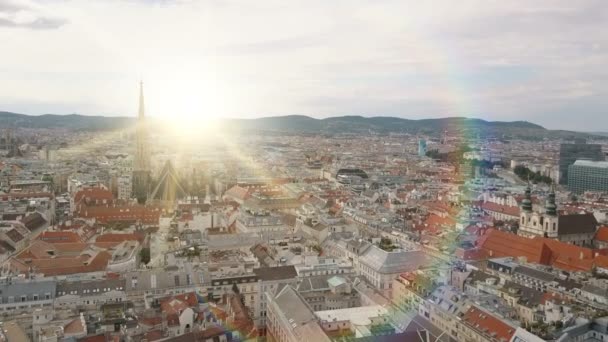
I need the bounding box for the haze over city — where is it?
[1,0,608,131]
[2,1,608,342]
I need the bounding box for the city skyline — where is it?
[1,0,607,131]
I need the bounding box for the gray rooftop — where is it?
[0,279,56,303]
[573,160,608,168]
[359,246,431,274]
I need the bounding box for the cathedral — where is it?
[518,184,597,247]
[131,82,187,205]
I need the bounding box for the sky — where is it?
[0,0,607,131]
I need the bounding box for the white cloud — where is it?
[0,0,607,130]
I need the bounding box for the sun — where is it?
[137,61,230,141]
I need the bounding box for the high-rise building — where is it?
[418,139,427,157]
[568,160,608,194]
[558,142,603,185]
[132,82,151,204]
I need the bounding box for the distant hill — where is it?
[226,115,545,135]
[225,115,595,140]
[0,111,133,130]
[0,111,598,140]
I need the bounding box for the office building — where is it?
[418,139,427,157]
[568,160,608,194]
[559,143,603,184]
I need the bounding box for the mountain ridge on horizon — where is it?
[0,110,599,140]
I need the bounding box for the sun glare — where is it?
[139,60,228,140]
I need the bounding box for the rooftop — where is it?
[573,160,608,168]
[315,305,387,326]
[253,265,297,281]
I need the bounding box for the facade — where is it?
[252,265,298,332]
[54,278,127,309]
[117,175,132,201]
[0,279,55,314]
[209,272,259,315]
[236,210,289,234]
[568,160,608,194]
[518,186,597,246]
[357,245,430,298]
[392,272,435,314]
[559,142,603,185]
[266,286,330,342]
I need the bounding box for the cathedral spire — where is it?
[133,81,151,204]
[138,81,145,119]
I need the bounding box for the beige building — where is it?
[266,286,331,342]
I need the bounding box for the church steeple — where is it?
[545,183,557,216]
[522,182,533,212]
[138,81,145,119]
[134,81,149,171]
[132,81,151,204]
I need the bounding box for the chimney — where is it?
[579,251,584,260]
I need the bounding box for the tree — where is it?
[139,247,151,265]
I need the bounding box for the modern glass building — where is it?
[418,139,427,157]
[568,160,608,194]
[559,143,603,185]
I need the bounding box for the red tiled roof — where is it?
[161,292,199,308]
[596,227,608,242]
[423,201,456,215]
[77,204,161,224]
[96,233,144,243]
[64,317,85,334]
[11,250,111,276]
[74,187,114,204]
[594,255,608,270]
[481,202,520,217]
[462,306,516,341]
[454,247,489,261]
[0,192,53,201]
[77,334,107,342]
[38,231,82,243]
[140,316,163,327]
[477,229,601,272]
[144,330,164,341]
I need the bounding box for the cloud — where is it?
[0,0,607,130]
[0,0,67,29]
